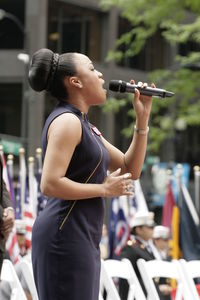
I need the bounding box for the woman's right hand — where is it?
[102,168,134,198]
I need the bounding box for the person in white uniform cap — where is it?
[130,211,155,228]
[120,211,156,299]
[15,219,29,258]
[151,225,171,260]
[149,225,172,299]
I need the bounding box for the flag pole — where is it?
[176,164,183,207]
[19,147,26,218]
[193,165,200,216]
[170,164,182,260]
[6,154,16,210]
[28,156,37,218]
[167,168,172,185]
[7,154,14,180]
[35,147,42,172]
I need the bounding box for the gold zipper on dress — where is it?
[59,131,103,231]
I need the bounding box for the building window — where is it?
[62,19,89,54]
[0,0,25,49]
[178,41,200,57]
[0,83,22,136]
[48,2,103,62]
[117,17,166,71]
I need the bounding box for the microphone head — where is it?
[109,80,126,93]
[165,91,175,97]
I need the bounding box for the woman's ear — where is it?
[64,76,82,89]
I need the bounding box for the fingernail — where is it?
[123,173,130,179]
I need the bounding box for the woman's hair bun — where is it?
[28,48,54,92]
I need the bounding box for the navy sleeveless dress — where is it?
[32,103,109,300]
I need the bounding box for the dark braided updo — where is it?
[28,48,76,101]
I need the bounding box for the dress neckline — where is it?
[58,102,88,120]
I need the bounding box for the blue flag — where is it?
[108,197,130,259]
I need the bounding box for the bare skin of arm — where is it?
[102,84,153,179]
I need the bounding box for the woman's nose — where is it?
[97,70,103,78]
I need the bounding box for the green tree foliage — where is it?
[101,0,200,153]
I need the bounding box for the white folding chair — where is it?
[178,259,200,300]
[17,258,39,300]
[1,259,27,300]
[137,258,192,300]
[100,258,146,300]
[99,292,104,300]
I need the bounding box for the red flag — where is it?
[162,181,176,230]
[6,227,20,265]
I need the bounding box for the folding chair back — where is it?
[99,292,104,300]
[100,259,146,300]
[137,258,191,300]
[100,259,121,300]
[17,259,39,300]
[178,259,200,300]
[1,259,27,300]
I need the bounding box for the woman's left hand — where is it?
[131,79,155,125]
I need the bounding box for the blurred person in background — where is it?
[119,211,155,299]
[150,225,172,300]
[120,213,173,300]
[150,225,171,260]
[0,218,32,299]
[15,219,30,258]
[28,48,154,300]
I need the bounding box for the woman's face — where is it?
[74,53,107,105]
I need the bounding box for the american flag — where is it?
[108,196,130,258]
[24,180,34,249]
[16,149,34,250]
[28,157,38,218]
[128,179,148,226]
[19,148,26,218]
[108,179,148,258]
[13,158,34,253]
[6,227,20,265]
[24,156,38,249]
[1,148,21,264]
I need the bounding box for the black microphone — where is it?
[109,80,174,98]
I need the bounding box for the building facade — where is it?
[0,0,187,162]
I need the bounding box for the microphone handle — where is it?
[126,83,169,98]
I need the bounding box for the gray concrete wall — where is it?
[0,50,24,82]
[24,0,49,156]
